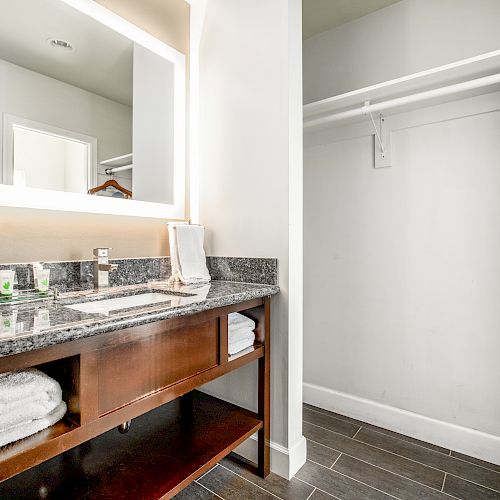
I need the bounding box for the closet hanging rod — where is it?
[104,164,133,175]
[304,72,500,129]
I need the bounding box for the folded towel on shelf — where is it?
[228,334,256,356]
[228,312,255,331]
[0,401,67,448]
[0,368,62,411]
[0,396,62,430]
[168,223,211,285]
[228,312,256,355]
[229,326,256,345]
[0,368,66,447]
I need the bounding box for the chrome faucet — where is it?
[93,248,118,290]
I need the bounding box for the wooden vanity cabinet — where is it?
[0,296,271,498]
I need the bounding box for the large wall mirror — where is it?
[0,0,186,218]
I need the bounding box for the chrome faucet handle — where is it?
[93,248,117,290]
[98,263,118,272]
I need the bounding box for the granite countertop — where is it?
[0,281,279,358]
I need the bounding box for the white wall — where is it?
[303,0,500,464]
[132,43,175,204]
[197,0,305,479]
[0,58,132,182]
[303,0,500,104]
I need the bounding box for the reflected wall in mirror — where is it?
[0,0,186,214]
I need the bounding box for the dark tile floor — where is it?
[175,403,500,499]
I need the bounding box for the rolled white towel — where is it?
[0,368,62,411]
[0,368,65,438]
[0,397,62,430]
[0,400,67,448]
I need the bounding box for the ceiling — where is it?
[0,0,133,106]
[303,0,402,39]
[96,0,190,55]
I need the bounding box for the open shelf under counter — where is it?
[0,419,78,465]
[0,391,262,499]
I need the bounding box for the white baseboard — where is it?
[304,382,500,467]
[234,434,307,480]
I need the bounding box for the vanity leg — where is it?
[257,297,271,478]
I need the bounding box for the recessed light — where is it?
[47,38,74,51]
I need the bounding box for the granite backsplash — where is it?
[0,256,278,291]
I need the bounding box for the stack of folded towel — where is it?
[0,368,67,447]
[168,223,211,285]
[228,313,256,355]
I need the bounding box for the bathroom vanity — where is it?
[0,279,278,498]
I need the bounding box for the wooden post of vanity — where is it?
[258,296,271,477]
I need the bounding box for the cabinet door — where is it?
[97,319,218,415]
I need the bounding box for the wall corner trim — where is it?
[234,434,307,480]
[303,382,500,467]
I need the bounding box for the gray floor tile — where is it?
[355,428,500,492]
[221,454,314,500]
[304,404,449,455]
[443,474,500,500]
[450,451,500,474]
[309,489,339,499]
[173,481,221,499]
[295,460,393,500]
[175,404,500,500]
[303,407,361,438]
[198,465,276,499]
[333,454,451,500]
[307,440,342,467]
[303,422,444,489]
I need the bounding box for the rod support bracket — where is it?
[369,110,392,169]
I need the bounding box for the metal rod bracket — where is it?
[365,104,391,168]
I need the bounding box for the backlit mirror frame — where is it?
[0,0,186,219]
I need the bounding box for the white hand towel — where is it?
[228,313,256,331]
[229,326,256,344]
[0,401,67,448]
[168,223,211,284]
[168,222,184,283]
[228,334,255,356]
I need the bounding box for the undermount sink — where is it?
[66,292,181,316]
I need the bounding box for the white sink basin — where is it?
[66,292,178,316]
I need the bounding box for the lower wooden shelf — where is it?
[0,391,262,499]
[228,342,263,362]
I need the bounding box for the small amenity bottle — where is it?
[0,270,15,296]
[37,269,51,292]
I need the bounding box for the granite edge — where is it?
[0,284,280,358]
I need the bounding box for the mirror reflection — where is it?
[0,0,177,204]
